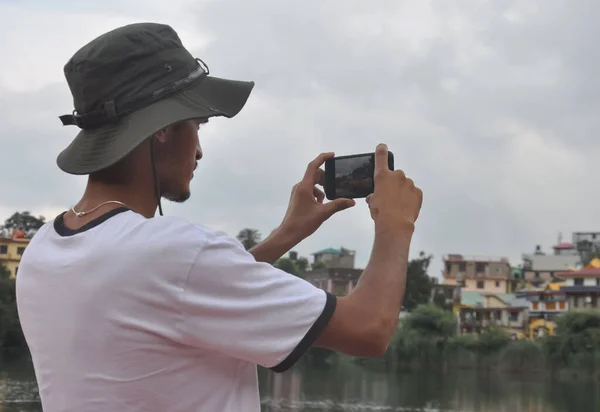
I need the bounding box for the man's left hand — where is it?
[279,152,356,243]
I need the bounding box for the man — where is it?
[16,22,423,412]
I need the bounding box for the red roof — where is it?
[553,242,573,250]
[556,267,600,278]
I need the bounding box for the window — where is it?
[574,278,584,286]
[458,262,466,272]
[509,312,519,322]
[495,281,500,287]
[559,301,566,310]
[0,245,6,254]
[17,247,25,255]
[597,278,600,286]
[476,280,485,289]
[475,262,485,273]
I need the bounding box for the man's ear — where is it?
[152,128,169,144]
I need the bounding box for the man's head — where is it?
[56,22,254,210]
[153,118,206,202]
[88,117,207,203]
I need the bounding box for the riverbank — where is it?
[307,304,600,381]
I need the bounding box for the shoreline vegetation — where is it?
[305,304,600,381]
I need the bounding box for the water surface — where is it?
[0,358,598,411]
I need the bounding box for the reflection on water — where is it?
[0,358,598,411]
[259,361,600,412]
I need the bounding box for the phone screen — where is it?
[324,152,394,200]
[334,155,375,199]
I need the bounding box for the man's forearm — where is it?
[350,228,412,340]
[248,226,299,264]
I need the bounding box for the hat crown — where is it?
[64,22,198,116]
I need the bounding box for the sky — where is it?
[1,0,599,278]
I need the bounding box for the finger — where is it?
[323,198,355,218]
[315,168,325,186]
[365,194,373,205]
[303,152,334,185]
[374,143,389,176]
[313,186,325,204]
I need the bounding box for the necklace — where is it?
[71,200,130,217]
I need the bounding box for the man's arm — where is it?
[314,227,412,356]
[314,144,423,356]
[248,227,298,265]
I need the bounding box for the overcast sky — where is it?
[1,0,599,277]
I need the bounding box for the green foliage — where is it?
[275,255,313,279]
[1,211,45,237]
[474,327,511,354]
[236,228,262,250]
[274,257,303,278]
[361,305,600,379]
[403,252,435,311]
[401,304,456,338]
[0,262,27,356]
[311,260,326,270]
[296,257,309,272]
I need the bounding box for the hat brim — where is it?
[56,76,255,175]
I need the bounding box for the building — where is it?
[0,230,30,279]
[514,281,567,339]
[442,254,512,293]
[572,232,600,264]
[556,258,600,311]
[312,247,355,269]
[458,291,529,336]
[521,244,581,286]
[305,267,362,296]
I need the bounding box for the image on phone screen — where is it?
[334,156,374,199]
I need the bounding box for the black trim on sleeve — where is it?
[270,292,337,373]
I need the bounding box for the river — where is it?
[0,358,598,411]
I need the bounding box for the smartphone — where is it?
[324,151,394,200]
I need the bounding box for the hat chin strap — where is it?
[150,138,164,216]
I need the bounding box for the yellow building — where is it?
[0,230,30,279]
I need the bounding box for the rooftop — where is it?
[312,247,355,256]
[553,242,574,250]
[522,254,581,271]
[556,258,600,278]
[444,254,510,263]
[460,291,529,309]
[313,248,343,255]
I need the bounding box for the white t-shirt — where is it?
[16,208,336,412]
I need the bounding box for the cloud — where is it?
[1,0,600,275]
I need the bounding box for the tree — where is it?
[296,257,309,273]
[403,252,435,311]
[2,211,45,237]
[311,260,326,270]
[0,262,26,355]
[274,256,311,279]
[275,258,300,277]
[236,228,261,250]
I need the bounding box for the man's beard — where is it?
[163,190,191,203]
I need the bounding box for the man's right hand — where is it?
[366,143,423,233]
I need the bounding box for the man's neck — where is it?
[74,179,159,220]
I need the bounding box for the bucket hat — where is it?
[56,22,255,175]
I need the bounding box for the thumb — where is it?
[323,198,356,218]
